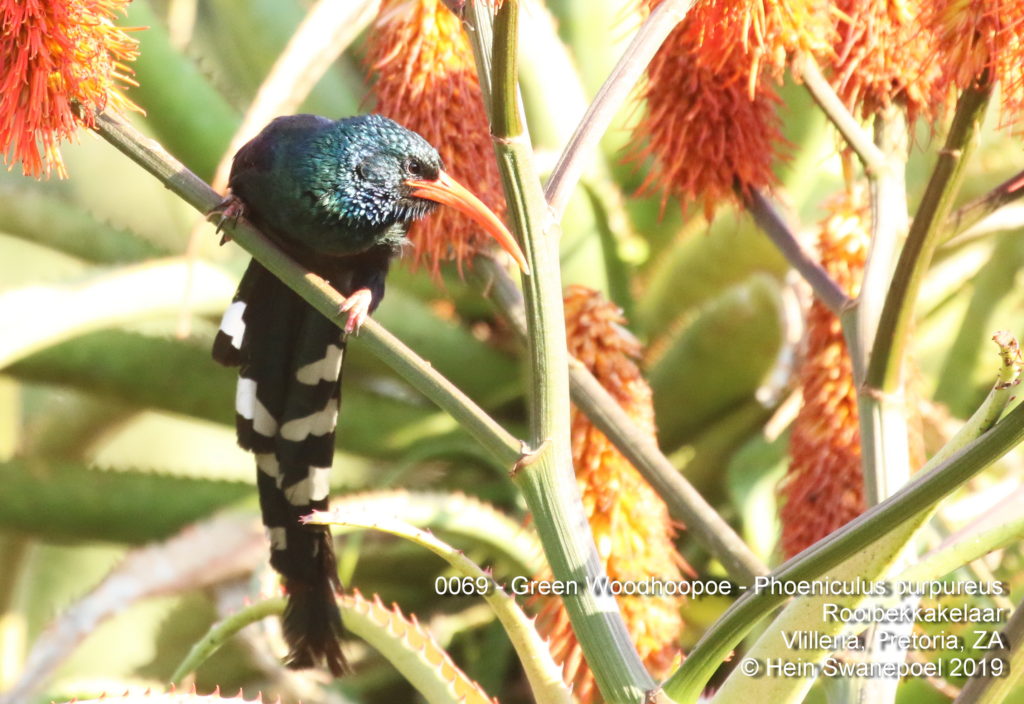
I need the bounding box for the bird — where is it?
[209,113,528,675]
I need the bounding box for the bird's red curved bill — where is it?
[406,171,530,275]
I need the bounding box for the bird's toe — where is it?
[338,288,373,335]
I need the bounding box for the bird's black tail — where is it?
[213,259,347,675]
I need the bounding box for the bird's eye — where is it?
[404,157,424,178]
[356,161,371,180]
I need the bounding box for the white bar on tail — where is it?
[267,526,287,550]
[283,467,331,506]
[236,377,279,436]
[280,397,339,441]
[219,300,247,349]
[295,344,344,384]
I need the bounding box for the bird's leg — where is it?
[338,288,373,334]
[208,193,247,245]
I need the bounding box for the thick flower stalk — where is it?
[365,0,506,276]
[632,0,825,218]
[1,0,139,178]
[535,286,686,704]
[828,0,948,122]
[779,190,869,557]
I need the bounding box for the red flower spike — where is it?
[0,0,140,178]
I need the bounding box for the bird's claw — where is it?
[338,288,373,335]
[208,194,246,245]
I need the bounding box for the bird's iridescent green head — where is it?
[309,114,443,230]
[306,113,529,273]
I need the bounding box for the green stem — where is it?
[544,0,694,219]
[479,257,766,585]
[844,112,917,704]
[847,113,908,383]
[743,188,850,315]
[171,597,285,683]
[865,81,993,394]
[490,0,522,138]
[944,166,1024,242]
[794,55,887,174]
[475,0,765,585]
[846,113,911,509]
[468,3,658,701]
[91,111,524,469]
[662,397,1024,703]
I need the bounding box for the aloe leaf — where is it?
[309,511,572,704]
[726,430,788,564]
[329,490,543,574]
[0,233,90,287]
[678,399,774,502]
[0,459,252,543]
[7,330,479,460]
[51,693,261,704]
[197,0,362,119]
[647,274,783,450]
[343,591,504,704]
[20,388,137,459]
[125,3,239,180]
[372,287,521,407]
[0,259,236,369]
[9,331,234,425]
[0,514,264,704]
[637,213,788,337]
[175,592,500,704]
[0,186,169,264]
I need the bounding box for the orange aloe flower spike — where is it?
[534,286,689,703]
[1,0,140,178]
[780,188,869,557]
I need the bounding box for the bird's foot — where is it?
[338,288,373,335]
[208,193,246,245]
